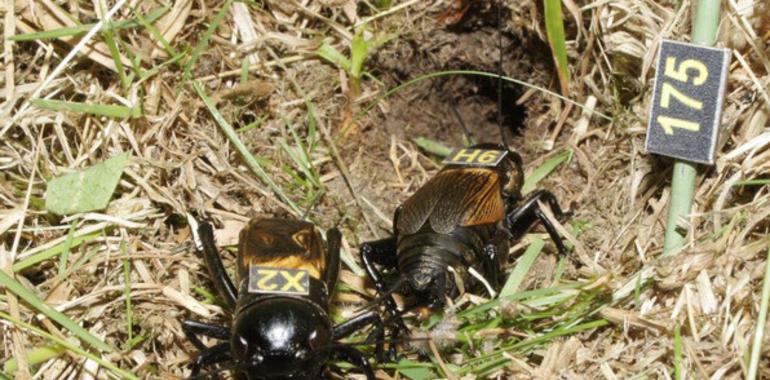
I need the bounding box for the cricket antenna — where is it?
[497,0,511,149]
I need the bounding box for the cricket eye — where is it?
[233,335,250,359]
[308,328,330,350]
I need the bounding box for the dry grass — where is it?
[0,0,769,379]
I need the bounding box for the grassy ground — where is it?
[1,0,769,379]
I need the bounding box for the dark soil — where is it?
[334,4,568,244]
[368,5,555,148]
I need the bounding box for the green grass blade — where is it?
[8,7,168,41]
[236,114,268,133]
[458,282,583,319]
[734,178,770,186]
[63,248,101,281]
[350,30,370,79]
[193,81,301,215]
[747,245,770,380]
[56,223,77,279]
[0,271,113,352]
[11,24,92,41]
[240,59,250,84]
[459,319,609,374]
[14,231,102,272]
[279,140,319,190]
[278,119,321,190]
[316,42,352,72]
[0,312,136,379]
[122,245,134,348]
[139,52,186,81]
[522,149,572,194]
[339,246,365,277]
[543,0,571,95]
[499,238,544,299]
[101,24,129,91]
[3,345,66,374]
[193,286,220,305]
[412,137,452,157]
[390,359,434,380]
[129,5,177,58]
[501,320,609,357]
[31,99,141,118]
[521,290,575,308]
[304,99,320,157]
[358,70,611,123]
[674,324,682,379]
[183,0,233,81]
[553,255,566,282]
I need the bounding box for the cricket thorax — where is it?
[237,218,327,282]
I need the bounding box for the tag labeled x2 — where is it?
[248,266,310,295]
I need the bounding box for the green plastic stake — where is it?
[747,245,770,380]
[662,0,721,255]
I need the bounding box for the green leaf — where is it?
[522,149,572,194]
[395,359,434,380]
[8,7,168,41]
[14,231,101,272]
[674,324,682,380]
[413,137,452,157]
[544,0,571,95]
[316,42,351,72]
[499,238,544,299]
[350,31,370,79]
[45,153,131,215]
[31,99,141,118]
[3,345,66,373]
[183,0,233,81]
[0,272,113,352]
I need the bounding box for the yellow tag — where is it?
[248,266,310,295]
[442,148,507,167]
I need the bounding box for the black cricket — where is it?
[182,218,384,379]
[361,143,570,335]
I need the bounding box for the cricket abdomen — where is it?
[396,225,494,293]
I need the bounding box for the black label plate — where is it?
[248,266,310,295]
[645,39,730,164]
[442,148,508,167]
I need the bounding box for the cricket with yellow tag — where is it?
[361,143,572,340]
[182,218,385,379]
